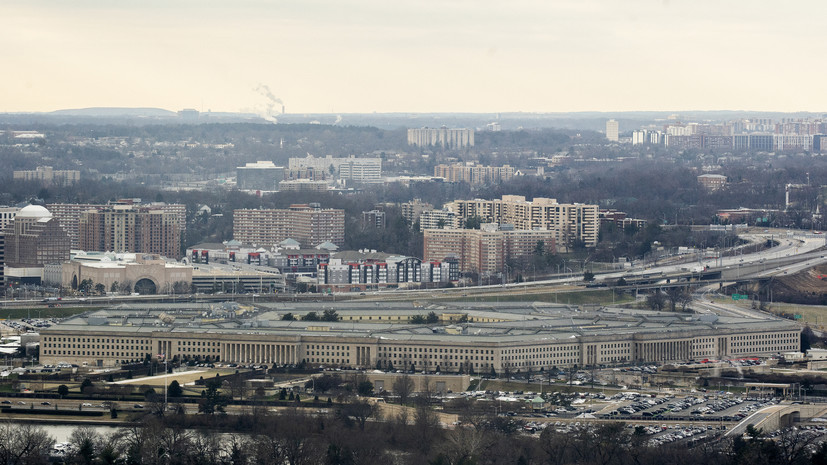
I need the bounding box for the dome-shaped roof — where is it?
[16,204,52,219]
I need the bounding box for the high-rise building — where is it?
[233,204,345,248]
[49,202,186,249]
[361,210,386,229]
[0,207,18,287]
[423,226,556,274]
[418,209,459,231]
[606,119,619,142]
[407,127,475,148]
[400,199,433,226]
[79,206,182,259]
[0,207,20,230]
[1,205,71,284]
[446,196,599,249]
[236,161,285,191]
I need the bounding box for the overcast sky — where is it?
[2,0,825,115]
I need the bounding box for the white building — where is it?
[407,127,475,148]
[288,155,381,182]
[606,120,619,142]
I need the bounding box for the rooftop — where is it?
[43,301,799,345]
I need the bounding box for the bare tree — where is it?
[339,399,378,430]
[436,428,492,465]
[392,374,415,405]
[0,423,55,465]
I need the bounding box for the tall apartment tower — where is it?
[49,202,186,249]
[407,127,475,148]
[233,204,345,248]
[78,206,182,259]
[606,119,619,142]
[0,207,19,287]
[446,196,599,250]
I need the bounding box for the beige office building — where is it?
[56,252,192,295]
[40,302,801,371]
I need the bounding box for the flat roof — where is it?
[42,301,799,345]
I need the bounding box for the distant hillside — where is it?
[49,107,177,117]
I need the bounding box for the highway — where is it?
[0,228,823,308]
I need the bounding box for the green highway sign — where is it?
[731,294,748,300]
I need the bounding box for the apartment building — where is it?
[49,202,186,249]
[606,119,619,142]
[423,226,556,274]
[418,209,459,231]
[447,195,599,249]
[407,127,475,148]
[316,253,459,291]
[78,206,182,259]
[13,166,80,186]
[433,163,515,184]
[233,204,345,249]
[400,199,433,226]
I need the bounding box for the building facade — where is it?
[1,205,71,284]
[418,209,459,231]
[288,155,381,182]
[236,161,285,191]
[606,120,619,142]
[433,163,515,184]
[407,127,474,148]
[40,303,801,371]
[78,206,182,259]
[49,202,186,249]
[278,180,330,192]
[233,204,345,249]
[423,226,556,274]
[447,196,599,249]
[56,252,192,295]
[316,254,459,291]
[401,199,433,226]
[697,174,728,191]
[13,166,80,186]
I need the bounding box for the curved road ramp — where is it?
[726,403,827,437]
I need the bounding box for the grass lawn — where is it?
[0,306,99,320]
[718,297,827,329]
[443,289,633,306]
[479,379,622,395]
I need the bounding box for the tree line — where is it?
[3,412,827,465]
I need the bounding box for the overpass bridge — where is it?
[726,403,827,437]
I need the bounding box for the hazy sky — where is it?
[2,0,826,115]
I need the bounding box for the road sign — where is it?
[794,314,802,319]
[731,294,748,300]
